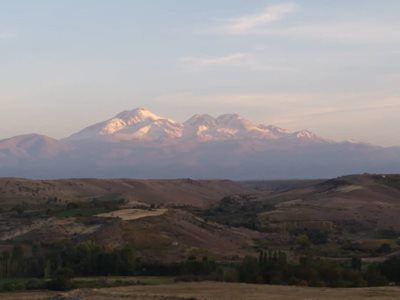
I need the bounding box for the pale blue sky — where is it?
[1,0,400,145]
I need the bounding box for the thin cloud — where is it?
[215,4,400,44]
[255,22,400,44]
[222,3,297,34]
[180,53,296,72]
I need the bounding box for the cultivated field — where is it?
[2,282,400,300]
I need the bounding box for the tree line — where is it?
[1,242,400,291]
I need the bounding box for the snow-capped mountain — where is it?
[66,108,324,143]
[67,108,183,142]
[0,108,399,179]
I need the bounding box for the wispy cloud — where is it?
[180,53,295,72]
[216,3,400,44]
[253,22,400,44]
[222,3,297,34]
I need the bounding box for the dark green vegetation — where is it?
[1,242,400,291]
[373,174,400,190]
[243,179,325,192]
[1,174,400,293]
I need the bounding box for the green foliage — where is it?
[201,195,274,230]
[377,227,400,239]
[374,175,400,190]
[365,266,388,286]
[306,230,329,245]
[0,241,398,290]
[291,229,329,245]
[381,256,400,282]
[297,234,311,249]
[2,280,25,291]
[376,243,392,254]
[25,278,46,290]
[46,199,121,219]
[351,257,362,271]
[181,256,216,276]
[238,256,263,283]
[47,267,74,291]
[222,268,239,282]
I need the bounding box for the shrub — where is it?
[2,281,25,291]
[223,268,239,282]
[47,267,75,291]
[26,279,46,290]
[377,243,392,254]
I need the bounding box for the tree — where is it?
[351,257,362,271]
[381,256,400,282]
[222,268,239,282]
[297,234,311,249]
[1,251,10,278]
[238,256,263,283]
[377,243,392,254]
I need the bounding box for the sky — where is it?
[1,0,399,146]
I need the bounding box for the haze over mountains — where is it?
[0,108,399,179]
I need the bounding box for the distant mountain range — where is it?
[1,108,399,179]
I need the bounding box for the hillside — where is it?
[0,178,250,208]
[0,178,260,260]
[204,174,400,259]
[2,175,400,261]
[1,175,400,293]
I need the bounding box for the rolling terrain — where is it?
[1,174,400,261]
[0,178,261,260]
[1,174,400,296]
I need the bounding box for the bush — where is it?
[381,256,400,282]
[223,268,239,282]
[2,281,25,291]
[26,279,46,290]
[297,234,311,249]
[365,268,388,286]
[377,243,392,254]
[47,267,75,291]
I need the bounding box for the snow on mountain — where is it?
[183,113,282,141]
[66,107,322,143]
[67,108,183,142]
[283,130,327,143]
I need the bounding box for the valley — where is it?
[1,174,400,298]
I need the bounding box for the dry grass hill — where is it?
[1,174,400,261]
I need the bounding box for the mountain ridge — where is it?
[0,108,399,179]
[65,108,325,143]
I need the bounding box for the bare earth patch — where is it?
[97,209,168,221]
[96,282,400,300]
[5,282,398,300]
[335,185,364,193]
[2,282,400,300]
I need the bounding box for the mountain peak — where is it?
[185,114,216,126]
[115,108,162,123]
